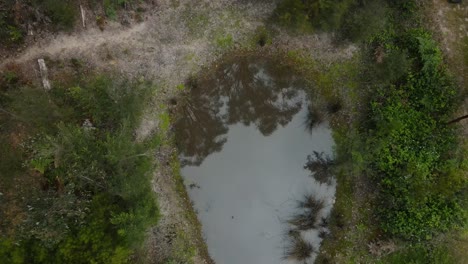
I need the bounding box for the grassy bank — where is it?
[0,61,159,263]
[274,0,467,262]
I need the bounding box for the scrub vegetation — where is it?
[0,0,146,46]
[0,0,466,263]
[0,63,159,263]
[275,0,467,262]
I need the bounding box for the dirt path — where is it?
[429,0,468,137]
[0,1,359,263]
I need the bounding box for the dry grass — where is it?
[284,235,314,262]
[288,195,324,231]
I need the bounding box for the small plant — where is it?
[96,16,106,31]
[288,211,317,230]
[43,0,77,30]
[176,84,185,91]
[215,34,233,49]
[253,26,272,47]
[159,112,171,132]
[284,236,314,262]
[288,195,324,230]
[297,194,324,213]
[7,25,23,42]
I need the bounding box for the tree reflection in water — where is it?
[175,57,306,166]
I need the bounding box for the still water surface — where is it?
[175,57,335,264]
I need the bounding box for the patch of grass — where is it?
[176,84,185,91]
[378,244,455,264]
[215,33,234,49]
[159,111,171,133]
[186,12,210,38]
[168,150,209,263]
[163,229,196,264]
[462,36,468,67]
[104,0,118,20]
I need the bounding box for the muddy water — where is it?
[175,57,335,264]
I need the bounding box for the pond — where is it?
[175,56,335,264]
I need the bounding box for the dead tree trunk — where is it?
[37,59,51,91]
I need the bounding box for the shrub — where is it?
[273,0,312,32]
[284,236,314,261]
[367,30,465,240]
[40,0,77,30]
[0,74,159,262]
[379,244,455,264]
[274,0,357,32]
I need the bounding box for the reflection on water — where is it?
[175,57,304,166]
[175,57,335,264]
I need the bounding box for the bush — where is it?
[367,30,466,240]
[274,0,357,32]
[379,244,455,264]
[0,12,24,45]
[0,74,159,263]
[273,0,312,32]
[341,0,389,42]
[40,0,77,30]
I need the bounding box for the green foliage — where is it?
[341,0,389,42]
[274,0,312,32]
[104,0,118,19]
[0,12,24,45]
[367,30,466,240]
[7,25,24,42]
[0,135,24,182]
[461,36,468,66]
[0,75,159,263]
[378,244,455,264]
[274,0,357,32]
[159,112,171,133]
[103,0,133,19]
[372,48,411,85]
[163,230,196,264]
[215,33,234,49]
[176,84,185,91]
[40,0,77,30]
[64,76,148,130]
